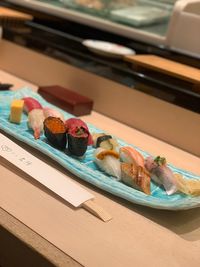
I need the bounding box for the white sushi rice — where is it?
[94,148,121,180]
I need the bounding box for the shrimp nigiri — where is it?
[28,109,45,139]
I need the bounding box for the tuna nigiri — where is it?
[94,147,121,180]
[120,146,145,168]
[23,97,42,113]
[145,156,178,195]
[65,118,93,145]
[28,109,45,139]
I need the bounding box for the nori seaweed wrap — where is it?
[67,126,89,157]
[44,116,67,149]
[96,135,112,148]
[93,133,118,151]
[65,118,93,145]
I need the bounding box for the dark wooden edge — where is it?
[0,208,83,267]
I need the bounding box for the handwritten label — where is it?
[0,134,94,207]
[1,145,32,166]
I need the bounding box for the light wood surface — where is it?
[0,7,33,21]
[1,112,200,267]
[0,69,38,91]
[125,54,200,86]
[0,209,82,267]
[0,71,200,267]
[82,199,112,222]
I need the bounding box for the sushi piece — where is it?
[92,133,119,151]
[44,116,67,149]
[43,107,64,121]
[96,134,112,148]
[23,97,42,113]
[120,146,145,167]
[145,156,178,195]
[92,133,107,147]
[67,124,89,157]
[28,109,45,139]
[9,99,24,124]
[121,162,151,195]
[65,118,93,145]
[94,147,121,180]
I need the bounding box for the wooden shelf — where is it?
[125,55,200,92]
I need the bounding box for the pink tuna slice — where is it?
[68,126,89,138]
[23,97,42,113]
[65,118,93,145]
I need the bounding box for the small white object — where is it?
[82,39,135,58]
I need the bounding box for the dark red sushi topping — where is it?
[68,126,88,138]
[65,118,93,145]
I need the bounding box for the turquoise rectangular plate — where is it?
[1,88,200,210]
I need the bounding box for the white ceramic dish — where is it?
[82,40,136,58]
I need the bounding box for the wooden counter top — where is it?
[0,71,200,267]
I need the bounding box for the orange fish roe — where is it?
[44,117,66,134]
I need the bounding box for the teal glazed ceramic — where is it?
[0,88,200,210]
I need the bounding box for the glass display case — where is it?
[59,0,173,26]
[4,0,200,57]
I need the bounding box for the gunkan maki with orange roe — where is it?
[44,116,67,149]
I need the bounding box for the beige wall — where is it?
[0,40,199,156]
